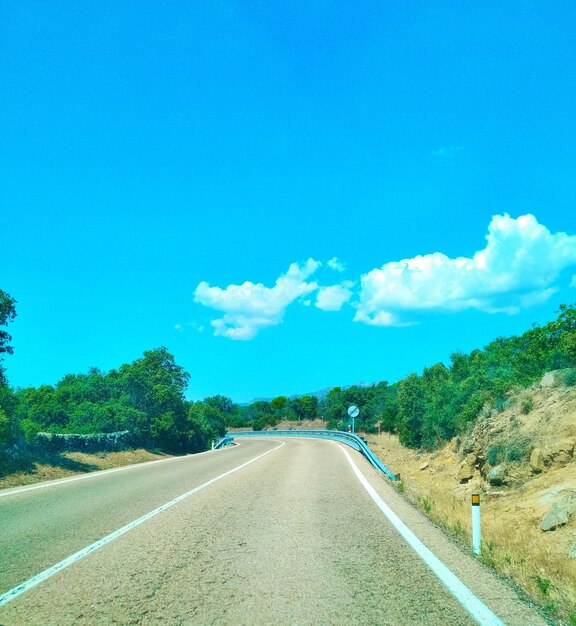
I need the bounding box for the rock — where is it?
[529,448,545,473]
[541,368,576,387]
[457,461,475,483]
[569,542,576,559]
[419,462,429,471]
[540,372,556,387]
[539,491,576,531]
[465,453,477,467]
[487,464,507,486]
[541,440,575,467]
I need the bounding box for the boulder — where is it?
[539,491,576,531]
[457,461,475,483]
[541,440,575,467]
[419,462,429,471]
[529,448,545,473]
[541,368,576,387]
[540,372,557,387]
[487,464,508,486]
[465,453,477,467]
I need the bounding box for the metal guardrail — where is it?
[213,434,235,450]
[227,430,397,480]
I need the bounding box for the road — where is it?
[0,438,547,625]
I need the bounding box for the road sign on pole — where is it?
[348,405,359,434]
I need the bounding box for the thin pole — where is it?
[471,494,481,555]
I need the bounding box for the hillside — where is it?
[368,371,576,624]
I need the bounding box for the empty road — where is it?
[0,438,546,625]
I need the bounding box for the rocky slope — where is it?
[368,372,576,625]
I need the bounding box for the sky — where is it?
[2,1,576,403]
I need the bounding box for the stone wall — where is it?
[35,431,132,454]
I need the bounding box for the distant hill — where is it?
[246,381,378,405]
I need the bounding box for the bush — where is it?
[521,396,534,414]
[21,418,41,443]
[486,443,505,466]
[493,396,507,413]
[562,369,576,387]
[487,436,531,465]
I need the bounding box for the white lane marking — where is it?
[0,444,235,498]
[338,445,504,626]
[0,441,285,608]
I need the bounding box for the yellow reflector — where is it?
[471,494,480,505]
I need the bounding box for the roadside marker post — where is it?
[471,494,481,555]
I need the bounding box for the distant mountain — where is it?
[245,381,377,405]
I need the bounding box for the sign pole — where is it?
[347,405,360,435]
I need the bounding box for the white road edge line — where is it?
[0,441,285,609]
[0,444,237,498]
[337,444,504,626]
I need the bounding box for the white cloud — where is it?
[194,259,321,339]
[327,257,346,272]
[315,282,354,311]
[174,323,183,332]
[355,214,576,326]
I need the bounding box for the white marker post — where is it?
[471,494,481,555]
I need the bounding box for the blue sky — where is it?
[2,1,576,403]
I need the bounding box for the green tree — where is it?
[292,395,318,421]
[397,373,426,448]
[113,347,191,451]
[0,289,16,383]
[203,395,243,427]
[270,395,290,420]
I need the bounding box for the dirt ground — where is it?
[367,379,576,625]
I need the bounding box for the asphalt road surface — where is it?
[0,438,548,625]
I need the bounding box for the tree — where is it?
[292,395,319,421]
[270,396,290,420]
[397,373,426,448]
[114,347,191,451]
[203,395,243,427]
[0,289,16,382]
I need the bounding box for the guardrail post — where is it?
[471,494,481,555]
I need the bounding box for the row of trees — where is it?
[1,285,575,457]
[240,304,576,449]
[1,346,229,454]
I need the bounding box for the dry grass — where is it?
[368,429,576,625]
[0,448,171,491]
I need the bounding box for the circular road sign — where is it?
[348,405,360,418]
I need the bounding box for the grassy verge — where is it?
[0,448,172,490]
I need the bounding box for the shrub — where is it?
[486,443,505,466]
[521,397,534,414]
[493,396,507,413]
[562,369,576,387]
[535,576,551,596]
[487,436,531,465]
[21,418,41,443]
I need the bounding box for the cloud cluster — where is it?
[194,259,321,340]
[192,214,576,338]
[315,282,354,311]
[355,214,576,326]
